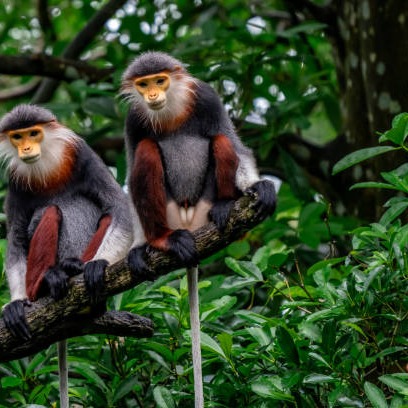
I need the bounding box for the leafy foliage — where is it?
[0,1,407,408]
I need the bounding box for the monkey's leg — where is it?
[25,206,70,408]
[130,139,198,268]
[82,214,112,305]
[26,205,63,301]
[187,266,204,408]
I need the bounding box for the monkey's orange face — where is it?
[134,73,170,110]
[7,125,44,163]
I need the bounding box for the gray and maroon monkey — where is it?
[121,52,276,407]
[121,51,276,270]
[0,104,133,339]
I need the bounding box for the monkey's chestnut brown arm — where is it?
[0,191,274,361]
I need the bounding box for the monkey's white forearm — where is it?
[5,257,27,301]
[92,222,133,265]
[236,153,261,191]
[129,203,147,248]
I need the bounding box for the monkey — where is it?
[121,51,276,408]
[0,104,133,408]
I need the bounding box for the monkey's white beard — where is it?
[0,126,79,190]
[121,73,197,133]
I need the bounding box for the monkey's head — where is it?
[0,105,78,187]
[0,105,57,164]
[121,52,196,131]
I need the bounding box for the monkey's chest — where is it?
[158,134,210,205]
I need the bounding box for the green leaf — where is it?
[350,182,401,191]
[303,374,336,384]
[153,386,175,408]
[379,375,408,395]
[276,326,299,365]
[1,377,23,388]
[380,112,408,144]
[159,286,180,299]
[251,378,294,401]
[332,146,398,175]
[246,327,272,347]
[200,332,227,359]
[112,377,141,403]
[380,201,408,225]
[217,332,233,360]
[364,382,388,408]
[201,295,237,321]
[225,258,263,281]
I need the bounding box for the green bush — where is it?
[0,116,408,407]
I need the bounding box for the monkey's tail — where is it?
[57,340,69,408]
[187,266,204,408]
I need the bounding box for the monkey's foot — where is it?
[43,267,69,300]
[84,259,108,305]
[60,257,84,276]
[167,229,198,267]
[3,299,32,340]
[127,245,150,281]
[246,180,276,216]
[209,200,235,232]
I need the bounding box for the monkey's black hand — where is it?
[127,245,150,281]
[3,299,32,341]
[43,267,69,300]
[246,180,276,216]
[60,257,84,277]
[84,259,108,305]
[209,200,235,232]
[168,230,199,267]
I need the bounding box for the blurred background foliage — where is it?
[0,0,407,407]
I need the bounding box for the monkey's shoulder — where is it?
[193,80,224,113]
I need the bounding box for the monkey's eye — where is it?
[138,82,148,88]
[11,134,22,140]
[30,130,39,137]
[157,78,165,85]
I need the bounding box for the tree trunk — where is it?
[331,0,408,219]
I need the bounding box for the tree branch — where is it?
[0,192,272,361]
[32,0,128,103]
[0,54,113,82]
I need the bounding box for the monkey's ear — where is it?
[172,65,183,72]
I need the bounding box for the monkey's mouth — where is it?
[148,100,166,110]
[22,154,41,164]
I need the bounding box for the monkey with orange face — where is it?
[0,105,133,336]
[0,104,135,408]
[121,51,276,272]
[121,52,276,408]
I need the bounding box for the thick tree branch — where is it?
[0,192,272,361]
[0,54,113,83]
[33,0,128,103]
